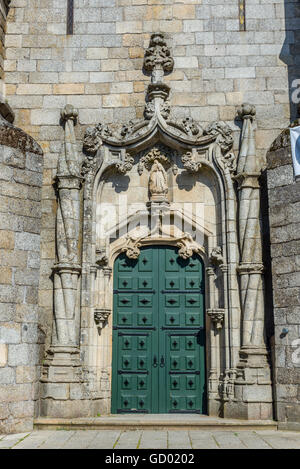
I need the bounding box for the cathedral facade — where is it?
[0,0,300,433]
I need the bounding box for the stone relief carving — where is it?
[121,232,201,261]
[137,144,177,175]
[176,233,202,260]
[181,150,202,173]
[205,121,233,155]
[149,159,168,202]
[114,152,134,175]
[95,249,109,267]
[81,33,233,159]
[0,115,43,155]
[207,309,225,330]
[83,123,103,154]
[94,309,111,334]
[121,235,142,260]
[209,246,224,266]
[143,32,174,81]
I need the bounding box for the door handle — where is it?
[160,355,165,368]
[153,355,158,368]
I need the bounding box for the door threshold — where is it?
[34,415,278,431]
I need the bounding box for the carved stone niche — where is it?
[94,309,111,334]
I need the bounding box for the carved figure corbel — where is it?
[207,309,225,330]
[95,249,109,268]
[209,246,224,267]
[94,309,111,334]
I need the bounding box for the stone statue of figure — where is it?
[149,159,168,201]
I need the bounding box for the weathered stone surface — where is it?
[0,0,299,432]
[0,67,43,432]
[267,136,300,426]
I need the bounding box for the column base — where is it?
[224,346,273,420]
[41,346,82,383]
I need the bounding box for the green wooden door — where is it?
[111,245,206,414]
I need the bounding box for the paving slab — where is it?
[13,431,55,449]
[189,431,219,449]
[114,430,142,449]
[60,430,100,449]
[212,431,247,449]
[0,432,31,449]
[87,430,121,449]
[236,431,272,449]
[3,429,300,449]
[256,431,300,449]
[139,430,168,449]
[168,430,192,449]
[37,430,76,449]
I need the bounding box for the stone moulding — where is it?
[82,33,233,154]
[121,232,202,261]
[0,116,43,155]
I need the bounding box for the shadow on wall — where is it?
[280,0,300,123]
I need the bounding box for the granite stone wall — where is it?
[0,116,43,434]
[0,0,10,96]
[4,0,298,365]
[0,0,299,427]
[267,129,300,430]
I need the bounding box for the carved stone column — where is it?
[42,105,84,391]
[226,104,272,420]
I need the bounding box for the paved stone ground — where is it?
[0,430,300,449]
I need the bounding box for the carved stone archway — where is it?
[41,34,273,421]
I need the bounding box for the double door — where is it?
[111,245,206,414]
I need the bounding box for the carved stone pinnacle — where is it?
[144,33,174,83]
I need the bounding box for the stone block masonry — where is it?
[0,113,43,433]
[0,0,298,429]
[267,128,300,430]
[3,1,297,362]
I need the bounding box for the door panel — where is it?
[111,246,206,414]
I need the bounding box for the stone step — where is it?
[34,415,278,431]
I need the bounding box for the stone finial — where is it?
[237,103,256,121]
[61,104,78,123]
[144,33,174,83]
